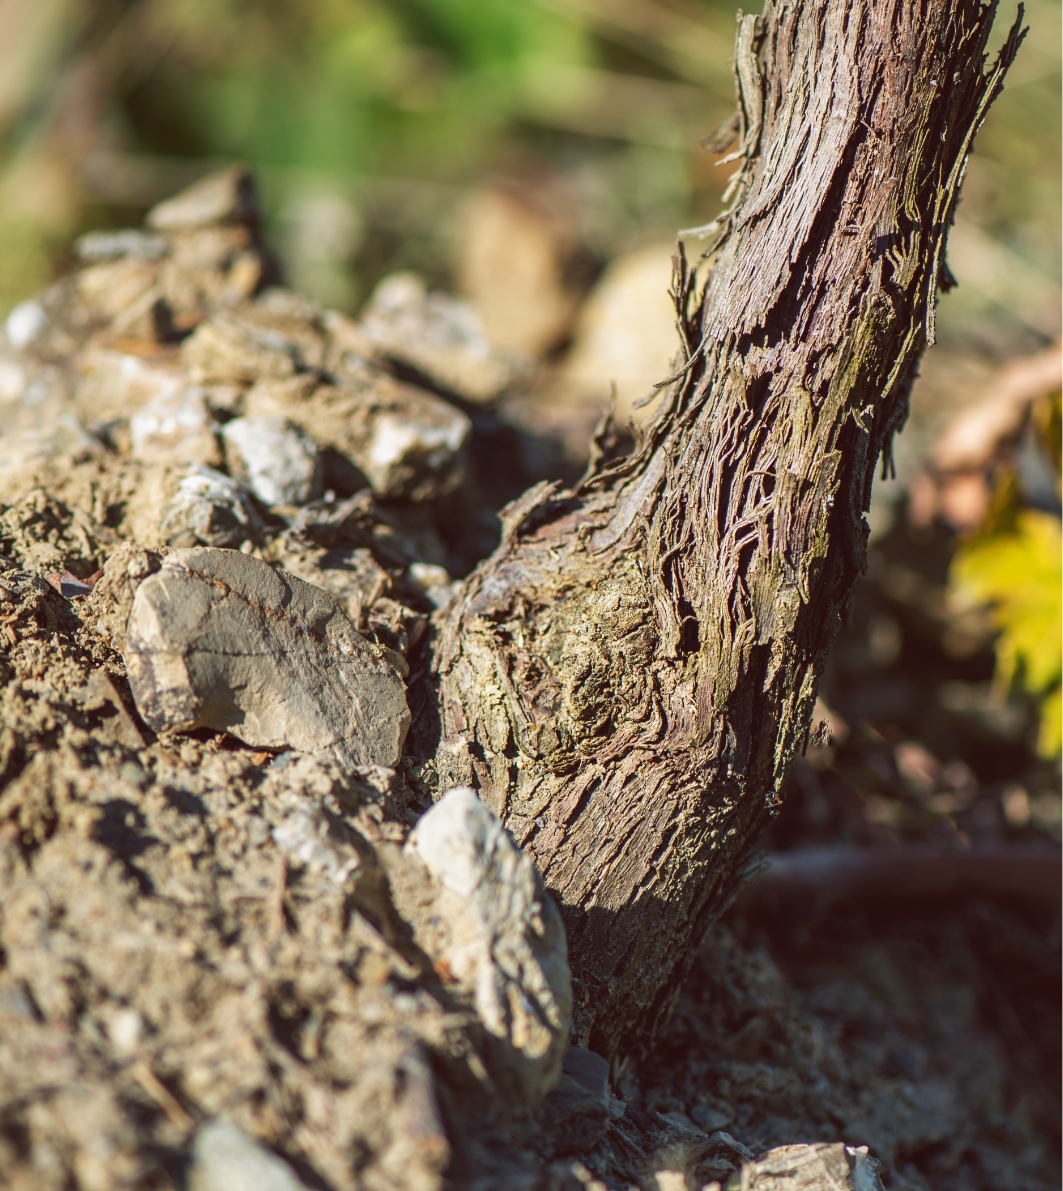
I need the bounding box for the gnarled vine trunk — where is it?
[417,0,1023,1057]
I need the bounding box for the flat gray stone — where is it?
[124,548,409,767]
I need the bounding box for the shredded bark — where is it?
[421,0,1025,1054]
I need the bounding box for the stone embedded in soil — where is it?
[402,785,571,1105]
[407,560,459,609]
[189,1121,312,1191]
[130,384,221,467]
[732,1143,887,1191]
[75,228,169,263]
[124,547,410,767]
[359,402,469,500]
[5,300,49,349]
[359,271,530,404]
[245,364,471,502]
[147,164,259,232]
[182,314,301,384]
[0,417,101,482]
[221,414,321,507]
[153,464,259,549]
[76,347,172,418]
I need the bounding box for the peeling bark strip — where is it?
[420,0,1024,1055]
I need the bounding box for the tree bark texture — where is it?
[415,0,1023,1057]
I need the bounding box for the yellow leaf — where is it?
[951,510,1062,756]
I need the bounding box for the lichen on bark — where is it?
[416,0,1025,1057]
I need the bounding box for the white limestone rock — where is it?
[189,1121,311,1191]
[155,465,259,548]
[244,365,471,502]
[404,786,571,1105]
[359,271,530,404]
[221,414,321,506]
[130,385,221,467]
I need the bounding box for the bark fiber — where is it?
[417,0,1023,1056]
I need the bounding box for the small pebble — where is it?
[5,301,47,349]
[130,385,220,467]
[158,465,258,548]
[147,165,258,231]
[75,229,168,262]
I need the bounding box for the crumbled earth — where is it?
[0,167,1057,1191]
[641,915,1058,1191]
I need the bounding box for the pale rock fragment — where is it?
[364,409,467,500]
[160,225,264,315]
[265,740,370,885]
[271,793,363,886]
[245,365,471,501]
[407,561,459,610]
[403,786,571,1105]
[101,1006,143,1056]
[130,385,221,467]
[0,356,25,404]
[181,314,299,383]
[236,293,329,372]
[189,1120,311,1191]
[124,548,410,767]
[735,1144,887,1191]
[0,416,102,481]
[5,301,48,349]
[147,166,259,232]
[75,229,169,263]
[149,465,259,549]
[220,415,321,506]
[0,357,71,436]
[76,348,188,430]
[358,272,530,403]
[76,259,161,328]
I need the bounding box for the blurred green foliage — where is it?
[0,0,1057,324]
[134,0,593,174]
[0,0,741,312]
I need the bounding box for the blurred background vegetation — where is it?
[0,0,1058,340]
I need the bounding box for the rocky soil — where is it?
[0,167,1056,1191]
